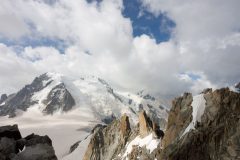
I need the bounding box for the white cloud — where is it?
[0,1,30,38]
[141,0,240,90]
[0,0,239,98]
[0,44,39,94]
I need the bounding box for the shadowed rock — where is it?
[0,124,22,140]
[43,83,75,114]
[153,122,164,139]
[0,124,57,160]
[0,94,7,104]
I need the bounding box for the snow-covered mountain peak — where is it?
[0,72,170,159]
[0,72,169,125]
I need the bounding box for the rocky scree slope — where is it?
[0,124,57,160]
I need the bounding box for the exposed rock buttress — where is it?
[160,88,240,160]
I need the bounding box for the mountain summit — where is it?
[0,72,168,124]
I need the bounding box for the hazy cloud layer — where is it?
[0,0,239,98]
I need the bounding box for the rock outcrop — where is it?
[81,88,240,160]
[162,92,193,147]
[139,110,153,138]
[120,114,131,141]
[0,124,57,160]
[43,83,75,114]
[83,117,132,160]
[82,111,164,160]
[160,88,240,160]
[0,125,22,140]
[0,94,7,104]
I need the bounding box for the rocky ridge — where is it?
[0,124,57,160]
[79,87,240,160]
[0,73,168,128]
[0,73,75,117]
[160,88,240,160]
[81,110,164,160]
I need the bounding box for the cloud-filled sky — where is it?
[0,0,239,98]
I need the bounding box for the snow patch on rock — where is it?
[122,133,160,159]
[182,94,206,137]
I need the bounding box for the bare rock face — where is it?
[0,73,76,117]
[43,83,75,114]
[83,115,132,160]
[201,88,212,94]
[162,92,193,147]
[139,110,153,138]
[120,114,131,141]
[160,88,240,160]
[153,122,164,139]
[0,124,22,140]
[82,111,165,160]
[81,88,240,160]
[0,73,51,117]
[0,125,57,160]
[0,94,7,104]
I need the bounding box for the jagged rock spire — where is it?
[120,114,131,141]
[139,110,153,138]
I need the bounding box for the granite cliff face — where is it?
[161,88,240,160]
[0,124,57,160]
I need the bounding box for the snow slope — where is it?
[62,135,92,160]
[121,133,161,159]
[0,106,97,159]
[182,94,206,137]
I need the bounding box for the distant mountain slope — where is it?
[0,72,168,126]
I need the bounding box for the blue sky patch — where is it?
[0,0,176,54]
[188,73,201,80]
[122,0,175,43]
[0,36,68,54]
